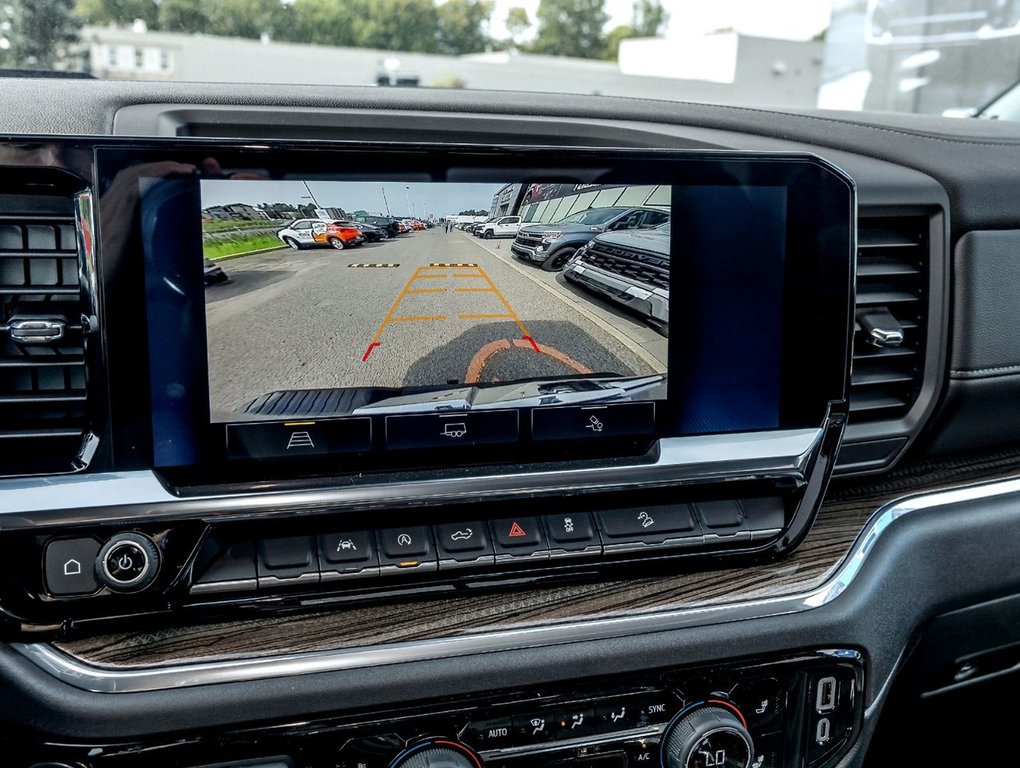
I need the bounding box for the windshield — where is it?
[555,207,628,225]
[2,0,1018,121]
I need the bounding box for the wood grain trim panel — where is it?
[57,449,1020,668]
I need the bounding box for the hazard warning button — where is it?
[490,517,549,561]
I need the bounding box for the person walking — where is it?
[445,218,453,233]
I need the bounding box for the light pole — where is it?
[405,186,413,218]
[302,181,322,208]
[381,186,391,216]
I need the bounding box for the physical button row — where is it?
[194,515,591,594]
[191,498,785,594]
[461,691,676,751]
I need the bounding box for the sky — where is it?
[200,180,505,218]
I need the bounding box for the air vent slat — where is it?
[855,289,919,305]
[0,358,84,368]
[849,391,911,413]
[851,369,916,386]
[0,428,84,440]
[0,393,86,405]
[0,189,91,476]
[0,287,79,296]
[849,215,929,426]
[853,345,918,360]
[856,257,922,277]
[858,228,919,248]
[0,250,74,259]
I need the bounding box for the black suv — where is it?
[353,215,402,237]
[512,206,670,271]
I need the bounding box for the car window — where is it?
[615,213,643,230]
[642,211,670,227]
[292,221,311,230]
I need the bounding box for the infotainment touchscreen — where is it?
[109,143,852,472]
[199,180,673,426]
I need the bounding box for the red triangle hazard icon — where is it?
[508,521,527,537]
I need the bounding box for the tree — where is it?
[505,6,530,43]
[0,0,82,70]
[207,0,288,39]
[602,24,632,61]
[530,0,608,59]
[631,0,667,37]
[74,0,159,28]
[602,1,667,61]
[280,0,368,47]
[359,0,439,53]
[157,0,209,33]
[436,0,492,55]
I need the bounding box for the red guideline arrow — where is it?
[362,342,380,362]
[522,336,540,353]
[508,521,527,537]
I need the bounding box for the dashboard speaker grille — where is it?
[0,185,92,475]
[849,215,929,424]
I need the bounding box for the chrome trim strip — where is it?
[14,474,1020,694]
[74,189,100,337]
[0,428,820,525]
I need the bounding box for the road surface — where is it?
[205,229,663,419]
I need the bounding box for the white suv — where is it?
[477,215,521,239]
[276,219,327,249]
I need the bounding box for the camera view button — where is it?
[530,402,656,442]
[385,410,519,451]
[226,418,372,460]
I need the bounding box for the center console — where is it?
[0,140,854,639]
[10,650,863,768]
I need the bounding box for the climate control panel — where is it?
[13,651,863,768]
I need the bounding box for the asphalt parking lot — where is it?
[205,229,667,418]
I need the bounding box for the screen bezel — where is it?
[93,141,854,482]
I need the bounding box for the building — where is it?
[515,183,670,225]
[82,26,823,108]
[489,184,521,218]
[202,204,269,221]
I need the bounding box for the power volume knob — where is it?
[391,741,483,768]
[96,533,160,592]
[663,704,753,768]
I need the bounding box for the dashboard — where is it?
[0,76,1019,768]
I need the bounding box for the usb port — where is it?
[816,717,831,745]
[816,676,837,713]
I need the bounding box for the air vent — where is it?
[849,216,929,424]
[0,182,94,476]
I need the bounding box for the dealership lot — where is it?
[205,228,665,418]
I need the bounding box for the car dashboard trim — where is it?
[0,428,822,526]
[13,471,1020,694]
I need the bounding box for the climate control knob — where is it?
[662,704,753,768]
[391,740,483,768]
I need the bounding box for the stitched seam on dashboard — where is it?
[951,363,1020,378]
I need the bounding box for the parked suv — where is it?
[477,215,521,239]
[276,219,365,250]
[354,215,402,237]
[514,206,670,271]
[563,222,670,334]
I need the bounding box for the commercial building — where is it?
[516,184,670,224]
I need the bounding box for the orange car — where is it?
[313,220,365,250]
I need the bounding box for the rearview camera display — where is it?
[200,180,671,423]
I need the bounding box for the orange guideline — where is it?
[362,264,537,361]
